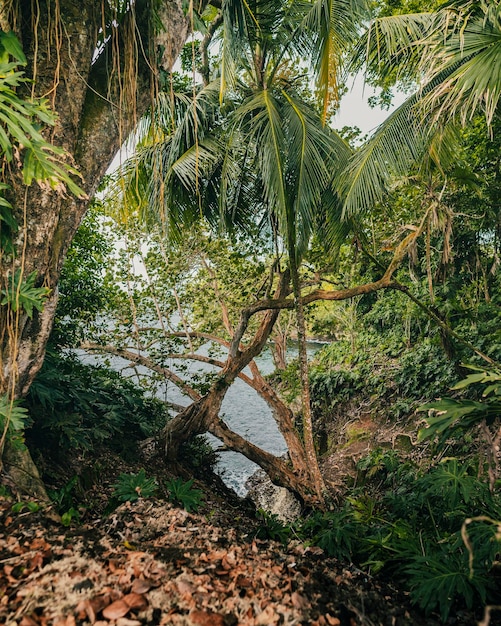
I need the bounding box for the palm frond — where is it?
[420,2,501,126]
[283,90,351,258]
[237,89,287,230]
[348,12,436,83]
[302,0,370,119]
[340,62,464,218]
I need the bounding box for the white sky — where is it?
[333,74,407,136]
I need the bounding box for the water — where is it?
[207,351,287,496]
[79,342,322,496]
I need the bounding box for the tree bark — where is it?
[0,0,191,497]
[288,252,325,503]
[159,270,322,504]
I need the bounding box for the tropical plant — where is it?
[26,351,168,459]
[113,469,158,502]
[342,0,501,217]
[110,0,370,502]
[255,509,291,545]
[165,477,204,513]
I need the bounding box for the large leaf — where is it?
[0,394,29,432]
[1,269,51,318]
[418,397,501,443]
[0,37,86,200]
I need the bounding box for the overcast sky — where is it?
[333,74,407,136]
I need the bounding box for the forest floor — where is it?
[0,446,498,626]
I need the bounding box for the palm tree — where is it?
[111,0,371,502]
[342,0,501,216]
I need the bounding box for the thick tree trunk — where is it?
[0,0,191,497]
[161,271,322,506]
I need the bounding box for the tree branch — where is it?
[81,342,201,402]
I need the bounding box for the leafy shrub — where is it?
[255,509,291,545]
[26,351,168,459]
[48,475,81,519]
[404,543,489,622]
[310,368,362,413]
[267,358,301,403]
[113,469,158,502]
[179,435,219,473]
[296,451,501,621]
[393,341,457,400]
[298,508,359,561]
[419,365,501,444]
[165,477,204,512]
[0,394,29,438]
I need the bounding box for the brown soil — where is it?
[0,466,498,626]
[1,413,499,626]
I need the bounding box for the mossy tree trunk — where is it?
[0,0,191,497]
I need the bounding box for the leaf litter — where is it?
[0,494,487,625]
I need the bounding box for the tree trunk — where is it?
[161,270,323,505]
[0,0,191,497]
[289,252,325,503]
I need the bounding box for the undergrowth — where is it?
[296,451,501,622]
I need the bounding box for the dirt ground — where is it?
[1,476,498,626]
[1,406,499,626]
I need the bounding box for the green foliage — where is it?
[55,204,115,346]
[0,394,28,435]
[255,509,291,545]
[61,508,81,527]
[113,469,158,502]
[178,435,219,473]
[26,351,168,458]
[267,358,301,403]
[0,31,85,206]
[165,477,204,513]
[0,485,11,498]
[296,450,501,621]
[299,508,358,560]
[310,368,362,410]
[419,366,501,444]
[419,459,479,508]
[48,476,79,515]
[404,547,488,622]
[0,270,50,318]
[11,501,40,514]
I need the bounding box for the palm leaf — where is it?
[349,12,436,83]
[301,0,370,119]
[420,3,501,126]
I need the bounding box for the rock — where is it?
[244,470,302,523]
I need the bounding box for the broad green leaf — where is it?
[0,31,27,64]
[0,394,29,431]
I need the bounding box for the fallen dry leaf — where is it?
[130,578,151,594]
[291,591,310,610]
[256,604,280,625]
[102,599,130,620]
[123,592,148,610]
[189,610,226,625]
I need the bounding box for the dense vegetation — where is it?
[1,0,501,622]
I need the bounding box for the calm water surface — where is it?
[80,343,321,496]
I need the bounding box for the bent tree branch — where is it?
[85,228,423,505]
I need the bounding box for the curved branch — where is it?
[81,342,201,402]
[209,419,314,504]
[230,222,428,350]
